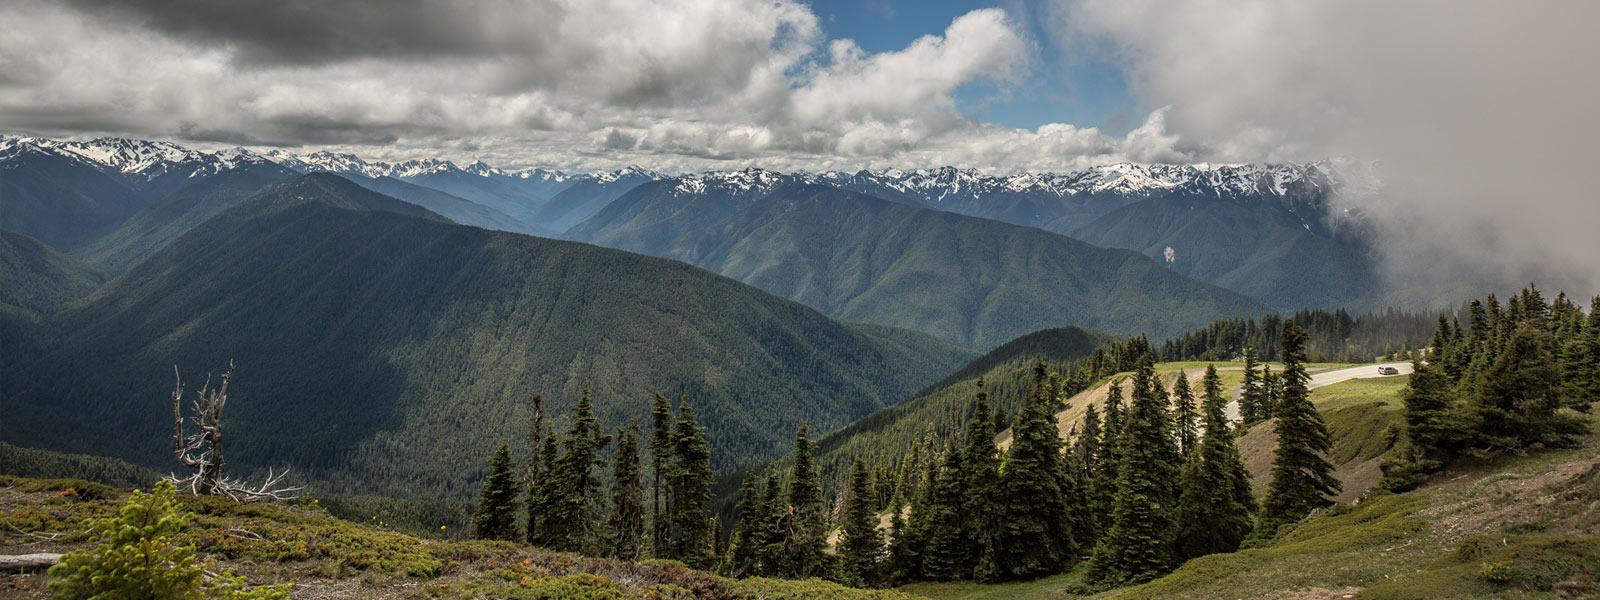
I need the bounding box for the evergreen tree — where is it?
[523,394,551,546]
[960,379,1004,582]
[1261,364,1281,421]
[779,423,828,579]
[884,498,914,585]
[527,432,561,547]
[1174,365,1255,560]
[1240,346,1267,424]
[1072,401,1103,547]
[610,422,645,560]
[472,440,521,541]
[1092,380,1125,532]
[1257,321,1340,538]
[996,362,1075,579]
[920,448,969,580]
[1171,372,1198,460]
[648,393,674,556]
[665,400,714,568]
[1089,357,1180,585]
[726,468,762,577]
[49,480,289,600]
[752,468,786,576]
[1477,323,1587,449]
[546,385,614,554]
[838,458,883,587]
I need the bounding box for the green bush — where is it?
[47,480,291,599]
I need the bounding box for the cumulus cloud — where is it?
[1057,0,1600,293]
[0,0,1189,174]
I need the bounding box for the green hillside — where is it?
[1071,194,1381,310]
[0,229,102,315]
[808,326,1115,478]
[0,175,973,499]
[571,182,1271,350]
[69,163,299,274]
[0,475,925,600]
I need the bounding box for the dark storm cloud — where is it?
[62,0,557,66]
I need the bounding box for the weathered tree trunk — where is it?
[0,553,60,571]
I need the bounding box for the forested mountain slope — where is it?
[0,175,972,498]
[570,177,1271,350]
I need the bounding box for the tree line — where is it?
[1158,307,1440,363]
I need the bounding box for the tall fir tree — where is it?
[1261,364,1281,421]
[471,439,521,541]
[920,448,970,580]
[1089,356,1180,585]
[996,362,1075,579]
[726,468,761,577]
[779,423,828,579]
[1171,372,1198,460]
[664,399,714,568]
[527,432,561,547]
[648,393,675,556]
[1092,380,1125,532]
[753,467,786,576]
[960,379,1004,581]
[1174,365,1255,560]
[547,385,614,554]
[610,422,646,560]
[1240,346,1268,424]
[524,394,557,546]
[1072,401,1103,547]
[838,458,883,587]
[884,498,914,585]
[1257,321,1340,539]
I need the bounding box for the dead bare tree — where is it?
[169,362,302,502]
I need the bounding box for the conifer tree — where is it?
[547,385,613,554]
[610,422,645,560]
[1171,372,1198,460]
[523,394,551,546]
[1477,323,1587,448]
[1092,380,1125,531]
[780,422,828,579]
[753,467,786,575]
[1073,402,1103,547]
[527,433,561,547]
[1257,321,1340,538]
[1240,346,1267,424]
[920,448,970,580]
[1174,365,1255,560]
[996,362,1075,579]
[960,379,1004,581]
[884,498,914,584]
[1089,356,1180,585]
[838,458,884,587]
[648,393,674,555]
[472,440,521,541]
[665,400,714,568]
[1261,364,1281,421]
[49,480,289,600]
[726,468,761,577]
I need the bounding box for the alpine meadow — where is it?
[2,2,1598,599]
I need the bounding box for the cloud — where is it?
[1057,0,1600,293]
[0,0,1194,175]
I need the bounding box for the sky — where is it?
[2,0,1597,289]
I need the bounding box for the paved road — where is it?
[1221,361,1415,421]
